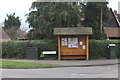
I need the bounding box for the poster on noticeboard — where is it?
[61,38,67,46]
[68,38,78,48]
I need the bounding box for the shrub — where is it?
[2,40,119,60]
[89,40,120,60]
[2,40,57,59]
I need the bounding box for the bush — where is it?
[89,40,120,60]
[2,40,119,60]
[2,40,57,59]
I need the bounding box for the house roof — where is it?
[117,14,120,22]
[0,27,11,40]
[104,8,120,28]
[110,8,120,27]
[54,27,93,35]
[17,34,28,40]
[104,27,120,37]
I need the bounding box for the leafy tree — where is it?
[27,28,46,40]
[4,12,21,39]
[81,2,109,40]
[26,2,83,39]
[4,12,21,30]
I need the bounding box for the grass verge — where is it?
[0,61,56,67]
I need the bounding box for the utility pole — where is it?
[100,9,103,33]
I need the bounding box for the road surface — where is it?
[1,64,118,78]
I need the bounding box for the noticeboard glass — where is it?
[68,38,78,48]
[61,38,67,46]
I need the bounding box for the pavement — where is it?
[1,58,119,68]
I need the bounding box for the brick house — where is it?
[104,8,120,39]
[0,27,11,41]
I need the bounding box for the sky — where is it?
[0,0,119,30]
[0,0,36,30]
[107,0,120,12]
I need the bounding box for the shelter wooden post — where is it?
[86,35,89,60]
[58,36,61,60]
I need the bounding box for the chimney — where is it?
[114,10,117,14]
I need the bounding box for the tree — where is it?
[27,28,46,40]
[81,2,109,40]
[26,2,83,39]
[4,12,21,39]
[4,12,21,30]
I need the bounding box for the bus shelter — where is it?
[54,27,93,60]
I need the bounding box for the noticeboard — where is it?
[68,38,78,48]
[61,38,67,46]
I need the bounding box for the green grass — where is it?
[0,61,56,67]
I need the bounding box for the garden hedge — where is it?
[2,40,57,59]
[89,40,120,59]
[2,40,120,59]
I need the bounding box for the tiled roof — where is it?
[104,27,120,37]
[0,27,11,40]
[54,27,93,35]
[104,8,120,28]
[17,34,28,40]
[117,14,120,22]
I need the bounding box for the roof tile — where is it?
[54,27,93,35]
[104,27,120,37]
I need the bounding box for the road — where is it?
[1,64,118,78]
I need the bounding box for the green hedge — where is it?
[2,40,57,59]
[2,40,120,59]
[89,40,120,59]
